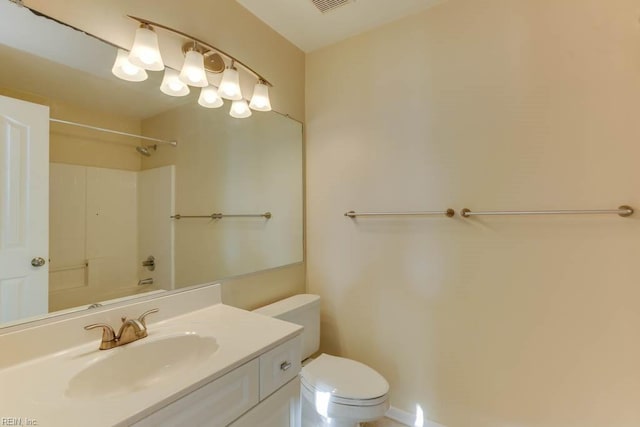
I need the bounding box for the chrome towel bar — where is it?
[171,212,272,220]
[460,205,633,218]
[345,209,455,218]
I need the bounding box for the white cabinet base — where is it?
[133,359,259,427]
[131,336,302,427]
[230,378,300,427]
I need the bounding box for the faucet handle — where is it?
[84,323,116,342]
[138,308,159,327]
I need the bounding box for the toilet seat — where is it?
[300,379,389,407]
[300,353,389,404]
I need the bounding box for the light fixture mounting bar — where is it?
[127,15,273,87]
[181,43,225,74]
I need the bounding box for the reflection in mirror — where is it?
[0,2,303,328]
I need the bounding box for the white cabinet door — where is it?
[0,95,49,323]
[132,359,260,427]
[230,378,300,427]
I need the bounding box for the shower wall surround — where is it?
[48,163,174,311]
[49,163,137,305]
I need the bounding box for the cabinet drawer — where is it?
[133,358,259,427]
[259,335,301,400]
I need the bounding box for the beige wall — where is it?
[306,0,640,426]
[49,103,142,171]
[142,103,303,289]
[0,86,143,170]
[22,0,306,308]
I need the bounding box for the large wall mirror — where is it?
[0,2,303,328]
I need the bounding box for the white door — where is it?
[0,95,49,323]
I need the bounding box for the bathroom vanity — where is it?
[133,331,302,427]
[0,284,302,426]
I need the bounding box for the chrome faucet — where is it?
[84,308,159,350]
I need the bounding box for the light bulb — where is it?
[230,99,252,118]
[198,86,224,108]
[169,80,184,91]
[160,68,190,97]
[111,49,147,82]
[179,49,208,87]
[122,62,139,76]
[128,25,164,71]
[249,81,272,111]
[218,66,242,100]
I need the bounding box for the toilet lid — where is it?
[300,354,389,400]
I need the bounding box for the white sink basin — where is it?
[66,333,218,398]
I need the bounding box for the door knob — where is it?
[31,257,46,267]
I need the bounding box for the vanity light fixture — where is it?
[111,48,148,82]
[218,62,243,101]
[198,85,224,108]
[160,68,190,96]
[249,79,272,112]
[179,44,209,87]
[128,23,164,71]
[230,99,252,118]
[111,16,273,119]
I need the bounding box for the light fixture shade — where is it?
[111,49,148,82]
[230,99,252,118]
[179,50,209,87]
[218,67,242,100]
[198,86,224,108]
[129,25,164,71]
[249,81,272,111]
[160,68,190,97]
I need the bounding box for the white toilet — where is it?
[253,294,390,427]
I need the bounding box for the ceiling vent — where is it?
[310,0,353,13]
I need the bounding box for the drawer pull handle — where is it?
[280,361,292,371]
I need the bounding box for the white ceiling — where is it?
[236,0,447,52]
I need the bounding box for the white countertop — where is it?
[0,303,302,427]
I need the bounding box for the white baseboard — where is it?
[385,406,447,427]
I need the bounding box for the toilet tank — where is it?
[253,294,320,360]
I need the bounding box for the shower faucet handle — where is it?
[141,255,155,271]
[138,277,154,286]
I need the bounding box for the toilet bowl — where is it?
[253,295,390,427]
[300,353,389,426]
